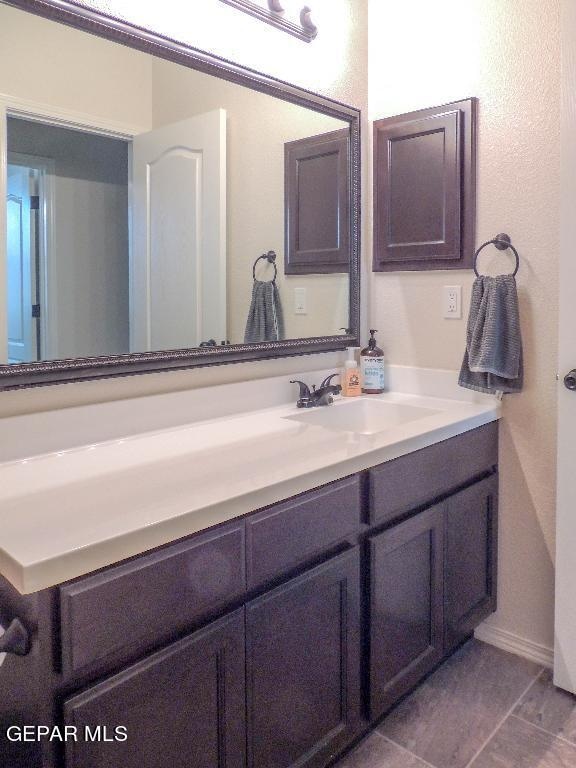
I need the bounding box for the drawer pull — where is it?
[0,618,31,657]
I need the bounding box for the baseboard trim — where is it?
[475,623,554,669]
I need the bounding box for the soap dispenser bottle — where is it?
[342,348,361,397]
[361,330,385,394]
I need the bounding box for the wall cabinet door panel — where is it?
[64,610,246,768]
[246,549,360,768]
[373,98,477,272]
[445,474,499,651]
[369,505,445,719]
[285,129,350,274]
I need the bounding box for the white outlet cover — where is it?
[443,285,462,319]
[294,287,307,315]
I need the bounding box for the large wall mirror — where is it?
[0,0,360,389]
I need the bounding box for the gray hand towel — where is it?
[459,274,523,395]
[244,280,285,343]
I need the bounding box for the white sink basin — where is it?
[284,398,440,435]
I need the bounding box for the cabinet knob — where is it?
[564,370,576,391]
[0,618,31,657]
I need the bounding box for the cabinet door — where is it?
[246,549,360,768]
[369,505,444,719]
[445,474,499,651]
[64,609,246,768]
[284,129,350,274]
[373,98,476,272]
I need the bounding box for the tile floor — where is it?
[335,639,576,768]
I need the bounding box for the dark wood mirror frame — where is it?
[0,0,360,390]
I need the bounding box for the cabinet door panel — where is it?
[369,505,444,719]
[445,474,498,651]
[246,549,360,768]
[64,610,246,768]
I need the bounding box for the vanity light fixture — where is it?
[219,0,318,42]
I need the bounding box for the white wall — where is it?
[368,0,560,654]
[0,0,368,416]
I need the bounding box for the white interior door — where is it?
[6,164,35,364]
[131,109,226,352]
[555,0,576,695]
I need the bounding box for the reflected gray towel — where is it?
[459,275,523,395]
[244,280,285,343]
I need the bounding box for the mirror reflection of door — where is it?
[131,109,227,352]
[7,160,38,363]
[4,112,228,362]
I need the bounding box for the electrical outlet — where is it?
[443,285,462,319]
[294,287,307,315]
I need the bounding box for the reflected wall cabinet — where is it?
[373,98,477,272]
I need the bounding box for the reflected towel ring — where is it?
[253,250,278,283]
[473,233,520,277]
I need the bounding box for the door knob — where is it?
[0,618,31,657]
[564,370,576,391]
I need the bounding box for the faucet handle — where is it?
[319,373,341,389]
[290,380,312,403]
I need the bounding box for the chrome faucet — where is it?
[290,374,342,408]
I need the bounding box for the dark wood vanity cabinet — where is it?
[368,504,445,720]
[445,474,499,651]
[367,469,499,721]
[64,610,247,768]
[0,423,499,768]
[246,549,360,768]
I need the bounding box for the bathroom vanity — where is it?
[0,391,499,768]
[0,3,500,767]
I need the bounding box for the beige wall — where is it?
[0,4,153,130]
[0,0,368,416]
[151,59,349,343]
[368,0,560,652]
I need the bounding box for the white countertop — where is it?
[0,369,500,594]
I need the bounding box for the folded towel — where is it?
[244,280,285,343]
[459,274,523,395]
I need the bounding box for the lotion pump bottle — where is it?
[361,330,385,394]
[342,347,361,397]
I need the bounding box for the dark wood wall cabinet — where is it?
[285,129,350,274]
[0,422,498,768]
[373,98,477,272]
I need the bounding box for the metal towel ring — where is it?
[252,250,278,283]
[473,233,520,278]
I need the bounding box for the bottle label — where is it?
[362,357,385,391]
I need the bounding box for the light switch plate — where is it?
[443,285,462,319]
[294,287,307,315]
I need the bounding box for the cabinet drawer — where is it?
[60,521,245,676]
[246,475,361,590]
[369,422,498,525]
